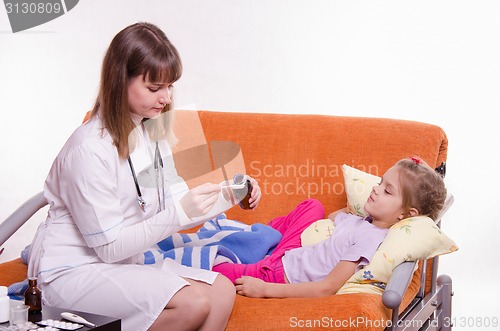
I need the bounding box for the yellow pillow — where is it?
[342,164,381,217]
[337,216,459,295]
[300,219,335,246]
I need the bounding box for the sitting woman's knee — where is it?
[184,295,211,324]
[217,275,236,302]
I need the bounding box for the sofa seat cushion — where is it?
[227,294,390,331]
[226,264,422,331]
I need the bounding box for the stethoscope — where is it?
[127,141,165,213]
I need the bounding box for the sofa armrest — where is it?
[382,261,418,309]
[0,192,47,247]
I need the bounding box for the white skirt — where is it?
[41,259,218,331]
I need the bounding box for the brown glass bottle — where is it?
[233,174,253,210]
[24,277,42,314]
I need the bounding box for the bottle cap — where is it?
[233,173,245,185]
[0,286,7,296]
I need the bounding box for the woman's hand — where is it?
[234,276,268,298]
[247,176,261,209]
[180,183,221,219]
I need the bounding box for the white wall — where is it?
[1,1,499,329]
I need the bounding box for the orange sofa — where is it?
[0,110,450,330]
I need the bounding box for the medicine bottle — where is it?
[0,286,9,323]
[233,174,253,210]
[24,277,42,314]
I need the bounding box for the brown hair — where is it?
[91,22,182,158]
[397,158,447,221]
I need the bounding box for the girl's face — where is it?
[364,165,405,228]
[128,74,173,119]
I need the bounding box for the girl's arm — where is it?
[234,259,358,298]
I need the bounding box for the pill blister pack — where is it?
[0,319,83,330]
[0,320,58,330]
[37,319,83,330]
[0,321,45,331]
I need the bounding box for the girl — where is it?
[213,157,447,298]
[27,22,258,331]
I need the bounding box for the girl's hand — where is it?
[234,276,267,298]
[180,183,221,218]
[247,176,261,209]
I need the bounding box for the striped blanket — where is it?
[139,214,282,269]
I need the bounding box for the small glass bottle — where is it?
[232,174,253,210]
[24,277,42,314]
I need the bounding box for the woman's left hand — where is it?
[247,176,261,209]
[234,276,267,298]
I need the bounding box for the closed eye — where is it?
[148,84,174,93]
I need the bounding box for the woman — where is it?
[27,22,253,331]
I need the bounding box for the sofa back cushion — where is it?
[173,110,448,225]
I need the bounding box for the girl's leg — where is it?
[267,198,325,255]
[213,262,248,283]
[150,275,235,331]
[214,256,285,284]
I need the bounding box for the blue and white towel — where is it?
[140,214,282,270]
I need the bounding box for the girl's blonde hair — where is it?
[397,158,447,221]
[91,22,182,159]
